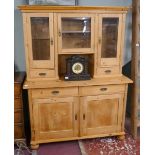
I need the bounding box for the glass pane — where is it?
[61,17,91,49]
[31,17,50,60]
[101,18,119,58]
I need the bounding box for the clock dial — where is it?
[72,62,84,74]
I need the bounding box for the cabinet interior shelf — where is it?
[63,17,90,21]
[62,31,91,34]
[32,38,50,40]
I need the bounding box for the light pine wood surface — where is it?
[18,6,132,149]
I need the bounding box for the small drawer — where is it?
[14,110,23,123]
[30,69,55,78]
[32,87,78,98]
[14,98,22,109]
[79,85,125,96]
[14,123,24,139]
[96,67,120,76]
[14,84,21,97]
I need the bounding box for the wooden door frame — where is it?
[57,13,95,53]
[131,0,140,138]
[32,97,79,140]
[26,13,55,69]
[80,94,124,136]
[97,14,123,66]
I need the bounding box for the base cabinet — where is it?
[28,84,128,147]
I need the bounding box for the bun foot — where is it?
[118,135,125,140]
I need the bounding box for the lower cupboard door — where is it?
[32,97,79,140]
[80,94,124,136]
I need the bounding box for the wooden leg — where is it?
[31,144,39,150]
[118,135,125,140]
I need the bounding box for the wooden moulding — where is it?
[18,5,131,12]
[23,75,133,89]
[30,131,125,145]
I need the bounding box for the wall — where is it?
[14,0,27,71]
[14,0,132,71]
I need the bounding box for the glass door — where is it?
[98,14,122,66]
[57,14,95,53]
[27,13,54,69]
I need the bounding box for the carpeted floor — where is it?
[15,132,139,155]
[15,141,81,155]
[79,132,140,155]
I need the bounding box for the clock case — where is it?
[64,55,91,81]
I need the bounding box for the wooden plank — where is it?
[22,13,31,80]
[93,13,99,77]
[30,131,125,145]
[121,84,128,131]
[53,13,59,79]
[131,0,140,138]
[119,13,126,73]
[18,5,130,12]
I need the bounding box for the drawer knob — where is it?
[104,70,111,73]
[39,73,46,76]
[51,90,59,95]
[100,88,107,91]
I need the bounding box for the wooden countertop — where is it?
[23,75,133,89]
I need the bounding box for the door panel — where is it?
[87,98,118,128]
[27,13,54,69]
[33,97,79,140]
[80,94,124,136]
[57,13,95,53]
[98,14,122,66]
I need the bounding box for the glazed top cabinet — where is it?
[19,6,128,80]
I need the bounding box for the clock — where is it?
[64,55,91,81]
[72,62,84,74]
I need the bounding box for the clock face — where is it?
[72,62,84,74]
